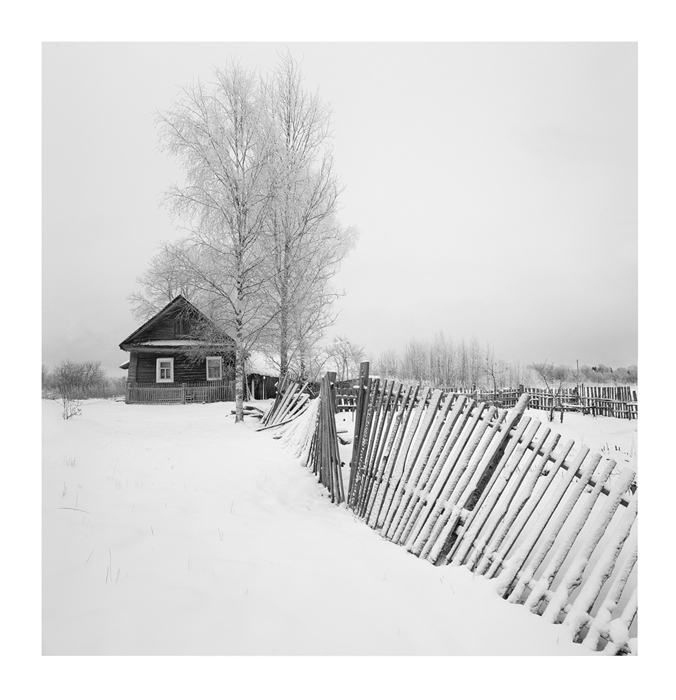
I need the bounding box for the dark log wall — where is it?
[133,308,196,343]
[128,352,139,382]
[134,352,235,384]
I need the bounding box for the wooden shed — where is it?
[119,295,236,404]
[244,351,279,400]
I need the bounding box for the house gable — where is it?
[119,296,234,350]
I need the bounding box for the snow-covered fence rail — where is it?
[347,362,638,654]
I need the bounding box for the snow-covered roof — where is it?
[136,340,213,346]
[246,351,279,376]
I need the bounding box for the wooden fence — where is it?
[346,362,637,654]
[522,385,637,419]
[337,383,637,419]
[335,382,359,413]
[125,380,235,404]
[273,373,344,504]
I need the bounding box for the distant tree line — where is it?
[369,335,637,389]
[42,361,127,418]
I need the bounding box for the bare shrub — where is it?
[529,361,571,422]
[51,360,108,419]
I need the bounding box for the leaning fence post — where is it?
[327,372,337,414]
[348,362,370,506]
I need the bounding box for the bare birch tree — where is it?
[157,63,278,422]
[530,360,571,422]
[482,342,504,400]
[128,240,210,321]
[400,340,429,384]
[324,336,364,383]
[375,349,399,380]
[263,52,356,381]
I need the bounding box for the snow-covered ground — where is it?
[42,397,617,657]
[522,407,637,474]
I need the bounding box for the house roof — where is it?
[119,295,235,350]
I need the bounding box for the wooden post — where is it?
[348,362,370,505]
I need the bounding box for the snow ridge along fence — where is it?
[268,372,344,504]
[347,362,637,654]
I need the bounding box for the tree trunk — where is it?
[234,260,245,422]
[278,238,291,384]
[279,290,289,383]
[235,338,245,422]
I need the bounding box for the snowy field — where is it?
[42,397,639,658]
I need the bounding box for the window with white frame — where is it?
[156,358,174,383]
[206,356,222,381]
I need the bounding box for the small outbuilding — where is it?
[119,295,236,404]
[244,351,280,400]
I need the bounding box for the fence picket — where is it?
[404,401,489,557]
[564,496,637,643]
[355,379,388,515]
[388,392,458,545]
[382,389,445,540]
[521,457,618,612]
[540,466,636,624]
[477,432,561,578]
[372,386,423,529]
[447,417,542,567]
[415,404,500,561]
[468,426,557,575]
[365,385,416,526]
[358,382,403,517]
[394,395,469,546]
[483,438,575,579]
[497,448,597,602]
[348,363,371,502]
[580,538,636,649]
[603,587,638,655]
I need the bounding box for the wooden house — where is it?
[119,295,236,404]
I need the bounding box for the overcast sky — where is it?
[42,42,637,376]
